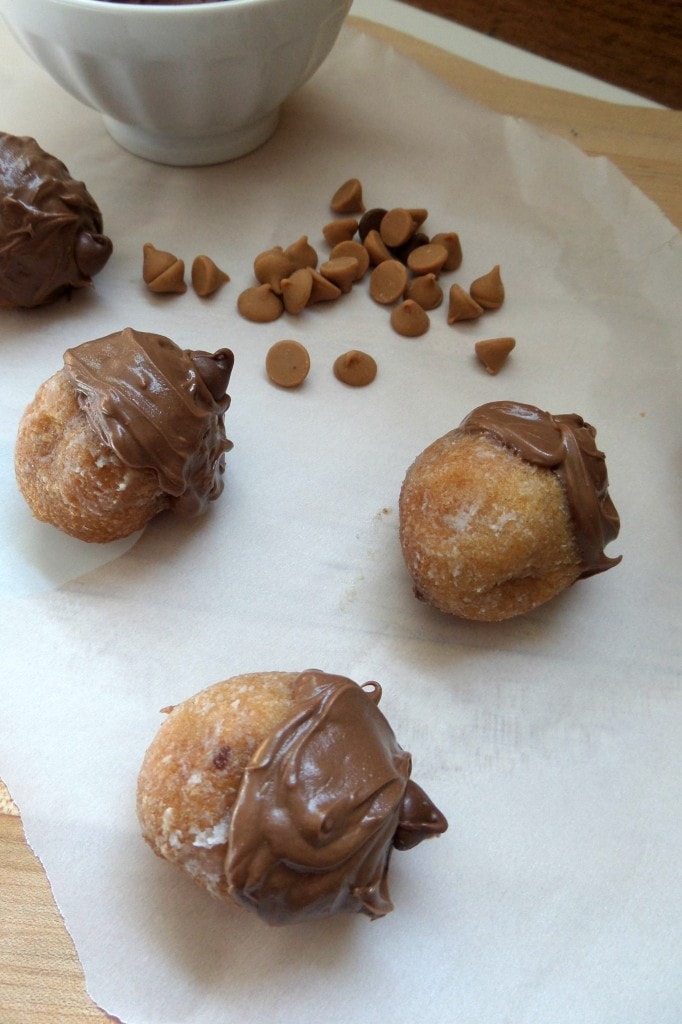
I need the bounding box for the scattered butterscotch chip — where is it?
[320,256,358,294]
[475,336,516,374]
[191,255,230,297]
[447,284,485,324]
[379,208,415,249]
[322,217,359,247]
[142,243,172,283]
[470,264,504,309]
[369,259,408,305]
[333,349,377,387]
[406,243,448,277]
[391,231,429,265]
[307,268,341,304]
[142,243,187,294]
[284,235,318,271]
[406,272,443,310]
[281,268,314,314]
[406,208,428,228]
[265,339,311,388]
[430,232,462,272]
[358,207,387,242]
[364,229,393,266]
[237,283,284,322]
[329,240,369,280]
[330,177,365,214]
[390,299,430,337]
[253,247,294,294]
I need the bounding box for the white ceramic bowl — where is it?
[0,0,352,165]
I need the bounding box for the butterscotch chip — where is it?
[284,236,318,271]
[322,217,359,246]
[281,268,313,314]
[307,269,341,304]
[143,243,186,294]
[265,340,310,387]
[320,256,358,294]
[142,243,173,284]
[406,273,443,310]
[379,208,415,249]
[358,207,387,241]
[447,284,484,324]
[191,255,230,297]
[333,350,377,387]
[364,229,392,266]
[430,232,462,272]
[329,240,369,279]
[470,264,504,309]
[390,299,430,337]
[475,336,515,374]
[237,283,284,322]
[369,259,408,305]
[391,231,429,265]
[330,177,365,214]
[406,243,448,276]
[148,262,186,295]
[253,247,294,294]
[406,208,428,228]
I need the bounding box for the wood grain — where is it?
[0,812,114,1024]
[400,0,682,108]
[354,17,682,230]
[1,20,680,1023]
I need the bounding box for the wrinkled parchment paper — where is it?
[1,20,681,1024]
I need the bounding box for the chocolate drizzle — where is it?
[459,401,621,578]
[0,132,112,308]
[226,670,447,925]
[64,327,233,517]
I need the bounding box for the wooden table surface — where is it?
[1,17,680,1024]
[401,0,682,108]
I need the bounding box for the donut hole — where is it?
[15,370,169,542]
[399,432,582,621]
[136,672,299,902]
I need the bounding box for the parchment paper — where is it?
[1,20,681,1024]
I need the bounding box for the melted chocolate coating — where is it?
[0,132,113,308]
[64,327,233,517]
[459,401,621,578]
[226,670,448,925]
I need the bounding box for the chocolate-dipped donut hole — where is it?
[15,328,233,542]
[137,670,448,925]
[0,132,112,308]
[399,401,621,621]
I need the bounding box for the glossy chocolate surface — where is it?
[64,327,233,517]
[0,132,112,307]
[460,401,621,577]
[226,670,447,924]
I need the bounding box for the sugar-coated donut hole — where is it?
[15,371,169,542]
[399,431,583,621]
[136,672,299,903]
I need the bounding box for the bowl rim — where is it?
[17,0,345,12]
